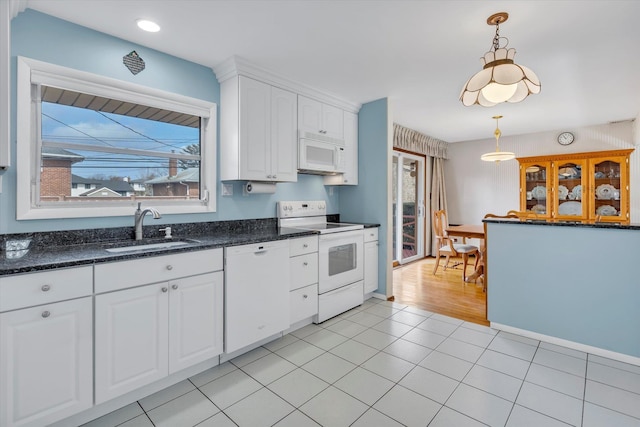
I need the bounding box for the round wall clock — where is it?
[557,131,575,146]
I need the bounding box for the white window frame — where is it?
[16,56,217,220]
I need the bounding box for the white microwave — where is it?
[298,133,346,175]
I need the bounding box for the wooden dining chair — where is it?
[432,210,479,282]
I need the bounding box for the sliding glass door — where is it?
[392,151,425,264]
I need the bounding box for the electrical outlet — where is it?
[221,183,233,196]
[328,187,334,196]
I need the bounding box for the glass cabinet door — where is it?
[590,156,627,221]
[521,162,551,216]
[554,159,587,220]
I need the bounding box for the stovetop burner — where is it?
[277,201,364,234]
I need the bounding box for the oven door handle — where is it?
[318,230,363,242]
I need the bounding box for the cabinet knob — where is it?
[303,262,308,266]
[303,294,308,299]
[344,180,348,183]
[41,310,50,318]
[166,265,173,271]
[161,287,168,293]
[41,284,51,292]
[172,284,179,290]
[303,243,308,248]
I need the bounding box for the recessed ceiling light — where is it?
[136,19,160,32]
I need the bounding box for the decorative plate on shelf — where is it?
[558,201,582,216]
[596,184,616,200]
[571,185,582,200]
[531,185,546,200]
[596,205,618,216]
[557,185,569,200]
[531,204,546,214]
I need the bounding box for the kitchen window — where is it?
[16,56,217,220]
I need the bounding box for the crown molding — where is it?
[213,55,361,113]
[10,0,28,19]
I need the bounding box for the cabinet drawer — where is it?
[0,266,93,312]
[290,284,318,325]
[95,248,223,293]
[290,253,318,291]
[364,228,379,243]
[316,281,363,323]
[289,236,318,257]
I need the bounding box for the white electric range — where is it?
[277,201,365,323]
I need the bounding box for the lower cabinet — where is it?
[95,271,223,404]
[0,297,93,427]
[364,228,379,294]
[288,236,319,326]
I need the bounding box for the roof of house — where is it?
[41,146,85,163]
[72,174,135,193]
[145,168,199,184]
[78,186,123,197]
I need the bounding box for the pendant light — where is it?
[481,115,515,162]
[460,12,541,107]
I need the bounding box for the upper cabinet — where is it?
[518,149,633,223]
[298,95,344,140]
[220,76,298,182]
[324,110,358,185]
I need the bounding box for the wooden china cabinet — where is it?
[517,149,633,224]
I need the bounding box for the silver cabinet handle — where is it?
[41,310,50,318]
[41,284,51,292]
[303,262,308,266]
[303,243,308,248]
[161,287,168,293]
[166,265,173,271]
[303,294,308,299]
[172,284,178,290]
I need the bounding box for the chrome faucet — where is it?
[134,203,161,240]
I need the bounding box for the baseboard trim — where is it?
[491,322,640,367]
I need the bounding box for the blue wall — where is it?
[2,10,338,233]
[487,222,640,358]
[340,98,389,294]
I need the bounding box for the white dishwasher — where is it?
[224,240,290,353]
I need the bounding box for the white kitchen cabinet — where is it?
[1,297,92,427]
[95,283,169,404]
[288,236,319,326]
[220,75,297,182]
[94,271,224,404]
[225,240,290,353]
[364,228,379,294]
[298,95,344,140]
[324,110,358,186]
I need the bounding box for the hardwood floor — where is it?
[392,256,488,326]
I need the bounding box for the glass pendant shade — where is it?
[460,14,541,107]
[481,115,514,162]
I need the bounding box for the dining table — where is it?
[445,224,486,285]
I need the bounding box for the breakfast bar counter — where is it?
[484,218,640,362]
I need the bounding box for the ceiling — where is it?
[23,0,640,143]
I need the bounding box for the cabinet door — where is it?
[168,272,223,374]
[270,87,298,182]
[364,241,379,294]
[553,158,588,220]
[589,155,628,222]
[321,103,344,140]
[520,161,551,217]
[1,298,92,427]
[239,76,271,181]
[95,284,169,404]
[298,96,323,134]
[324,110,358,186]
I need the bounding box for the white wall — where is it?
[445,121,637,224]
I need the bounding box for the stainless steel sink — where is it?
[104,239,199,253]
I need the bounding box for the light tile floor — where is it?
[83,298,640,427]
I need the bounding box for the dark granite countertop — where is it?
[483,218,640,230]
[0,216,377,276]
[0,219,317,276]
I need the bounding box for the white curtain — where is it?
[392,123,448,256]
